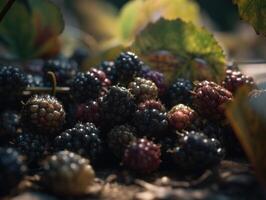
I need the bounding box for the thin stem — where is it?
[23,87,70,96]
[47,71,57,96]
[0,0,16,23]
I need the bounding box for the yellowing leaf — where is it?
[234,0,266,36]
[131,19,226,83]
[226,88,266,186]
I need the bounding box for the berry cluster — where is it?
[0,51,257,196]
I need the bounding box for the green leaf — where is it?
[226,88,266,186]
[130,18,226,83]
[0,0,64,59]
[234,0,266,36]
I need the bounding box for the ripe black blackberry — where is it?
[222,69,255,94]
[138,99,166,112]
[167,104,197,131]
[192,81,233,119]
[12,132,49,165]
[171,131,224,172]
[114,51,143,84]
[132,108,168,138]
[53,122,103,165]
[123,138,161,174]
[98,61,118,84]
[0,66,28,109]
[41,150,95,196]
[75,101,100,125]
[0,148,27,196]
[128,77,158,102]
[43,58,78,86]
[107,124,137,159]
[164,78,193,108]
[70,72,101,103]
[21,95,65,134]
[100,86,136,129]
[0,110,21,139]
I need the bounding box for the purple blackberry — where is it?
[138,99,166,112]
[75,101,100,125]
[98,61,118,84]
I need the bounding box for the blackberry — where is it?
[192,81,233,119]
[26,74,44,87]
[43,58,78,86]
[89,68,111,96]
[0,148,27,196]
[12,133,49,165]
[53,122,103,165]
[123,138,161,174]
[21,95,65,134]
[107,124,137,159]
[171,131,224,172]
[128,77,158,102]
[138,99,166,112]
[222,69,255,94]
[164,78,193,108]
[75,101,100,125]
[100,86,136,129]
[132,108,168,138]
[0,110,21,138]
[41,150,95,196]
[114,51,143,84]
[98,61,118,84]
[141,69,167,96]
[167,104,197,131]
[70,72,101,103]
[70,48,89,66]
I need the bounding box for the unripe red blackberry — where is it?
[123,138,161,174]
[167,104,197,130]
[75,101,100,125]
[89,68,111,96]
[222,69,255,94]
[128,77,158,102]
[21,95,65,134]
[41,151,95,196]
[107,124,137,159]
[138,99,166,112]
[192,81,233,119]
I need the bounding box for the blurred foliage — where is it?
[130,19,226,83]
[73,0,200,51]
[234,0,266,36]
[0,0,64,60]
[226,88,266,186]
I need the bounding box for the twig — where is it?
[0,0,16,23]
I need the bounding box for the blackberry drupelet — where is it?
[53,122,103,165]
[0,110,21,138]
[123,138,161,174]
[164,78,193,108]
[141,69,167,96]
[75,101,100,125]
[171,131,224,172]
[21,95,65,134]
[132,108,168,138]
[70,72,101,103]
[222,68,255,94]
[192,81,233,119]
[107,124,137,159]
[41,150,95,196]
[128,77,158,102]
[0,148,27,196]
[167,104,197,131]
[100,86,136,129]
[98,61,118,84]
[138,99,166,112]
[43,58,78,86]
[114,51,143,84]
[12,133,49,165]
